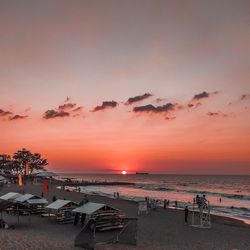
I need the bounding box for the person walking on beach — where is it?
[164,199,167,209]
[185,206,189,224]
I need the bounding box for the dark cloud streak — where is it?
[43,110,70,119]
[9,115,28,120]
[0,109,13,117]
[207,112,227,117]
[193,91,210,100]
[125,93,152,105]
[240,94,250,101]
[91,101,118,112]
[133,103,175,113]
[58,103,76,111]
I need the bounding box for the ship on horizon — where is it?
[135,172,149,175]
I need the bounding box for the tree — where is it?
[0,154,12,175]
[12,148,48,175]
[28,153,48,174]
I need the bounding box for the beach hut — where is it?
[72,202,122,231]
[0,192,32,223]
[0,192,23,201]
[14,193,38,203]
[73,202,118,216]
[46,199,78,224]
[14,194,48,214]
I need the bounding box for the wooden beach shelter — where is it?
[73,202,123,231]
[14,193,48,214]
[46,199,78,224]
[0,192,32,224]
[73,202,119,217]
[15,193,38,203]
[0,192,23,201]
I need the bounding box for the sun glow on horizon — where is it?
[121,170,127,175]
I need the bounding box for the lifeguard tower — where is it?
[191,199,211,229]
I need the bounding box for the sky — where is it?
[0,0,250,174]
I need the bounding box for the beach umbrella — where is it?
[18,174,23,186]
[36,172,58,178]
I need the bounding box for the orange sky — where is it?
[0,0,250,174]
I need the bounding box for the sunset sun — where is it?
[121,170,127,175]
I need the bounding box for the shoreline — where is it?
[61,183,250,226]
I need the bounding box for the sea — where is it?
[58,173,250,224]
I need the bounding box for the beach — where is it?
[1,182,250,250]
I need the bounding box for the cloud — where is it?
[207,112,228,117]
[0,109,13,117]
[43,99,84,119]
[58,103,76,111]
[43,110,70,119]
[240,94,250,101]
[9,115,28,121]
[187,102,202,109]
[133,103,175,113]
[72,106,84,117]
[165,116,176,120]
[73,106,83,112]
[125,93,152,105]
[1,109,28,121]
[91,101,118,112]
[192,91,210,100]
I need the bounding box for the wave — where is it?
[135,184,250,201]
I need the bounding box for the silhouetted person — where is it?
[74,213,80,226]
[219,198,222,203]
[196,195,202,207]
[163,199,167,209]
[202,194,207,208]
[175,200,178,207]
[185,206,189,224]
[52,195,57,202]
[41,192,44,197]
[81,214,86,225]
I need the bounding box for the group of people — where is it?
[194,194,208,208]
[113,192,120,199]
[163,199,170,208]
[145,197,160,210]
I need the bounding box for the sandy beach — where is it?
[1,182,250,250]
